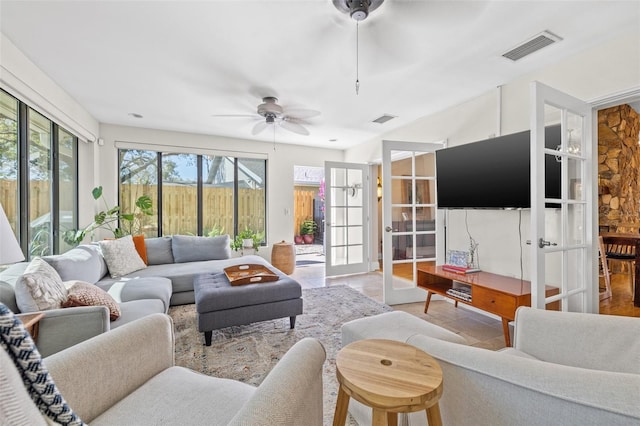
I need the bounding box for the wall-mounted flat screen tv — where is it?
[435,125,561,209]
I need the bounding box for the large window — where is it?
[119,149,266,242]
[0,91,18,237]
[0,89,79,259]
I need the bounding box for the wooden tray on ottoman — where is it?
[224,264,279,286]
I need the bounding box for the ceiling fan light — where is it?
[349,0,369,21]
[333,0,383,21]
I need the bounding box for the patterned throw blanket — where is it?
[0,303,85,425]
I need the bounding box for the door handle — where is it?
[538,238,558,248]
[525,239,558,248]
[385,226,393,232]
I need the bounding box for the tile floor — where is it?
[291,253,506,350]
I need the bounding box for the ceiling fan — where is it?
[213,97,319,136]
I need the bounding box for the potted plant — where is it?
[231,228,264,252]
[64,186,153,245]
[294,235,303,245]
[300,219,317,244]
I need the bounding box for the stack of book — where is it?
[442,264,481,274]
[446,286,472,302]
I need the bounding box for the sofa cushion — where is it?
[42,245,108,284]
[90,366,254,426]
[0,280,18,313]
[62,280,121,321]
[171,235,230,263]
[499,348,540,360]
[95,277,172,313]
[109,299,167,329]
[98,255,274,297]
[144,237,174,265]
[99,236,147,278]
[341,311,468,347]
[15,258,67,313]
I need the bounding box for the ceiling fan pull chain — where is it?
[355,21,360,95]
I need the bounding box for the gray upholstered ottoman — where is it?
[193,272,303,346]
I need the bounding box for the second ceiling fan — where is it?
[214,97,320,136]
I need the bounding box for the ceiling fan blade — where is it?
[281,108,321,120]
[283,116,311,126]
[280,120,309,136]
[211,114,257,118]
[252,121,270,135]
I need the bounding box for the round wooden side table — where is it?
[333,339,443,426]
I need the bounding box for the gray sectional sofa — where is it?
[0,235,287,356]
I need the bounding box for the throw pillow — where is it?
[132,235,148,264]
[172,234,231,263]
[42,245,108,284]
[15,258,67,313]
[62,281,121,321]
[0,303,86,425]
[99,235,147,278]
[144,236,174,265]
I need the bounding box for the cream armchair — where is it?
[2,313,326,425]
[343,307,640,425]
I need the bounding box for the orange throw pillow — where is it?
[132,235,148,265]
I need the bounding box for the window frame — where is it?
[117,148,267,244]
[0,88,79,259]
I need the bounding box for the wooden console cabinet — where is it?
[417,265,559,346]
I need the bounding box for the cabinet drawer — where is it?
[473,286,517,319]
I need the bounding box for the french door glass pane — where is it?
[162,153,197,235]
[0,91,19,240]
[332,246,347,266]
[28,109,52,257]
[58,127,77,253]
[119,149,158,237]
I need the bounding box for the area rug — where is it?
[169,285,393,425]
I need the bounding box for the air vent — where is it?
[372,114,396,124]
[502,31,562,61]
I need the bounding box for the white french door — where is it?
[324,162,370,277]
[382,140,444,305]
[530,81,595,312]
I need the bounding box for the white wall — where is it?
[0,34,99,142]
[347,29,640,279]
[0,33,100,230]
[97,124,344,259]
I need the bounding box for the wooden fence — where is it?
[294,186,317,235]
[2,179,318,239]
[0,180,74,230]
[121,183,266,236]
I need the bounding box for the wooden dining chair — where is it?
[602,235,636,301]
[598,236,612,300]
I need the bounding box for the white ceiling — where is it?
[1,1,638,150]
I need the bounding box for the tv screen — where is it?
[435,126,560,209]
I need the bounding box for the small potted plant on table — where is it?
[231,228,264,253]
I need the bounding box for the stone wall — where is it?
[598,104,640,232]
